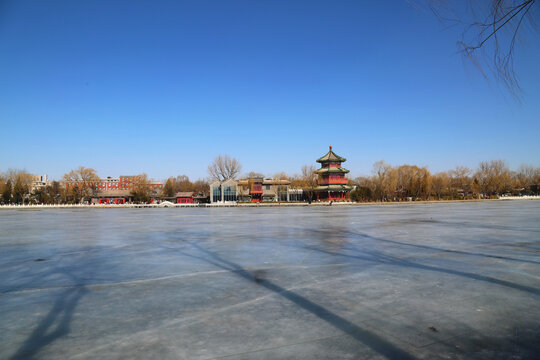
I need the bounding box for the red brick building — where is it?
[64,176,163,191]
[94,176,163,191]
[64,175,163,204]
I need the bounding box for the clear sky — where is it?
[1,0,539,181]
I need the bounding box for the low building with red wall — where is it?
[90,190,132,204]
[176,192,194,204]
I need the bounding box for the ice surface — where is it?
[1,201,539,359]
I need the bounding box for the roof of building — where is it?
[316,146,347,163]
[262,179,290,185]
[209,178,238,187]
[93,190,132,197]
[175,192,194,198]
[315,167,350,174]
[314,184,353,191]
[237,179,255,186]
[237,178,290,186]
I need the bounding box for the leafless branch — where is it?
[423,0,537,97]
[208,155,242,181]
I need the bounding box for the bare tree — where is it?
[474,161,492,196]
[62,166,99,203]
[31,181,62,204]
[491,160,513,194]
[448,166,473,198]
[175,175,194,192]
[425,0,538,96]
[533,167,540,194]
[431,172,450,200]
[208,155,242,181]
[395,165,432,200]
[515,164,537,193]
[372,160,397,201]
[163,177,176,197]
[273,172,289,180]
[301,164,318,203]
[351,176,376,202]
[130,174,151,203]
[474,160,511,196]
[245,171,264,179]
[0,174,11,204]
[5,169,33,204]
[192,179,210,197]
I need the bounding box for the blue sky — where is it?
[1,0,539,181]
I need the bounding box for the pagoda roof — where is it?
[314,184,353,192]
[316,146,346,163]
[315,167,350,174]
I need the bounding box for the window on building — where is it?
[212,186,221,203]
[224,186,237,202]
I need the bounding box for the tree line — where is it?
[0,167,155,204]
[162,175,209,198]
[0,166,212,205]
[349,160,540,202]
[1,158,539,205]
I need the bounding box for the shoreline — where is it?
[0,197,539,210]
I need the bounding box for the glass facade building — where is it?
[210,179,292,203]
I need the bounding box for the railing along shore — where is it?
[0,196,539,210]
[0,202,354,209]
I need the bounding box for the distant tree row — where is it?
[0,167,164,204]
[162,175,209,198]
[350,160,540,202]
[0,169,64,205]
[2,159,539,204]
[0,170,35,204]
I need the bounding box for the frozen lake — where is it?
[1,201,539,359]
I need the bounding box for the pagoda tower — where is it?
[314,146,353,201]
